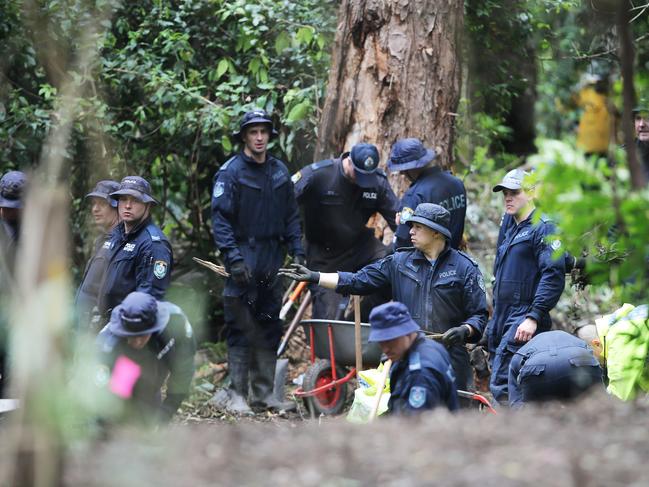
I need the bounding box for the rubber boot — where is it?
[209,347,252,414]
[249,349,296,411]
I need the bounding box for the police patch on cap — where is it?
[153,260,168,279]
[408,386,427,408]
[400,207,414,223]
[213,181,225,198]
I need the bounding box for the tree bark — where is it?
[316,0,463,180]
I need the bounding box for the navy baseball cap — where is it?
[233,109,278,140]
[107,292,170,337]
[407,203,452,240]
[110,176,158,204]
[0,170,27,209]
[349,143,380,188]
[387,138,436,172]
[492,168,530,192]
[368,301,420,342]
[85,180,120,208]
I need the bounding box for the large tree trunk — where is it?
[316,0,463,178]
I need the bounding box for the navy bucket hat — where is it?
[368,301,420,342]
[233,109,278,140]
[0,170,27,209]
[407,203,452,240]
[387,138,436,172]
[349,143,381,188]
[110,176,159,205]
[107,292,170,337]
[86,180,120,208]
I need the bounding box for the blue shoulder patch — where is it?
[310,159,334,171]
[408,386,427,408]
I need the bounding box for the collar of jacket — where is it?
[240,150,272,166]
[410,243,451,263]
[413,165,441,184]
[118,216,152,239]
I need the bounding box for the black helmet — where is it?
[233,109,278,140]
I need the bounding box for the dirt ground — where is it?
[61,389,649,487]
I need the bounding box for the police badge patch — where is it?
[477,275,486,292]
[213,181,225,198]
[400,207,414,223]
[551,239,562,251]
[291,171,302,184]
[364,156,375,169]
[409,386,427,408]
[153,260,168,279]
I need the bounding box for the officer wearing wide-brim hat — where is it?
[368,301,458,414]
[75,180,121,331]
[0,170,27,243]
[291,141,399,321]
[279,202,488,391]
[97,291,196,422]
[95,176,172,320]
[211,108,304,413]
[388,138,467,250]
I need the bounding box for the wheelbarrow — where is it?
[294,320,498,416]
[294,319,381,416]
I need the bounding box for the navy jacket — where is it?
[337,246,488,338]
[293,157,398,269]
[508,330,602,407]
[97,219,173,316]
[395,167,467,250]
[97,302,196,420]
[389,334,459,415]
[211,152,304,289]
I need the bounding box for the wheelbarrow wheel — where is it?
[302,359,348,416]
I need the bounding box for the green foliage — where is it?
[530,140,649,302]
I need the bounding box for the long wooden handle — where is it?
[354,295,362,377]
[368,359,392,422]
[276,291,312,357]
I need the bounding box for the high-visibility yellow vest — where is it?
[575,87,612,154]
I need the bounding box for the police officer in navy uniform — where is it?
[97,291,196,423]
[292,142,399,320]
[0,170,27,270]
[211,109,304,413]
[279,203,488,390]
[76,180,120,330]
[508,330,602,408]
[368,302,458,415]
[388,138,467,250]
[632,103,649,181]
[96,176,173,320]
[489,168,565,403]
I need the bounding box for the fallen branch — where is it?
[192,257,230,277]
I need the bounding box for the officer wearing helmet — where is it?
[211,109,304,413]
[75,180,120,330]
[368,302,458,415]
[280,203,488,390]
[95,176,173,320]
[388,138,467,250]
[292,142,399,320]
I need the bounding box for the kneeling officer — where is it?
[369,302,458,415]
[508,330,603,408]
[97,291,196,423]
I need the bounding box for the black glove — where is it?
[293,254,306,267]
[277,263,320,283]
[230,260,252,286]
[442,325,470,347]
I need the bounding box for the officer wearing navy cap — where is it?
[97,291,196,422]
[489,168,565,403]
[508,330,602,408]
[95,176,173,320]
[75,180,120,330]
[280,202,488,391]
[0,170,26,397]
[368,301,458,414]
[211,109,304,413]
[292,142,399,320]
[388,138,467,250]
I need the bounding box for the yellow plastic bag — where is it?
[346,363,391,424]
